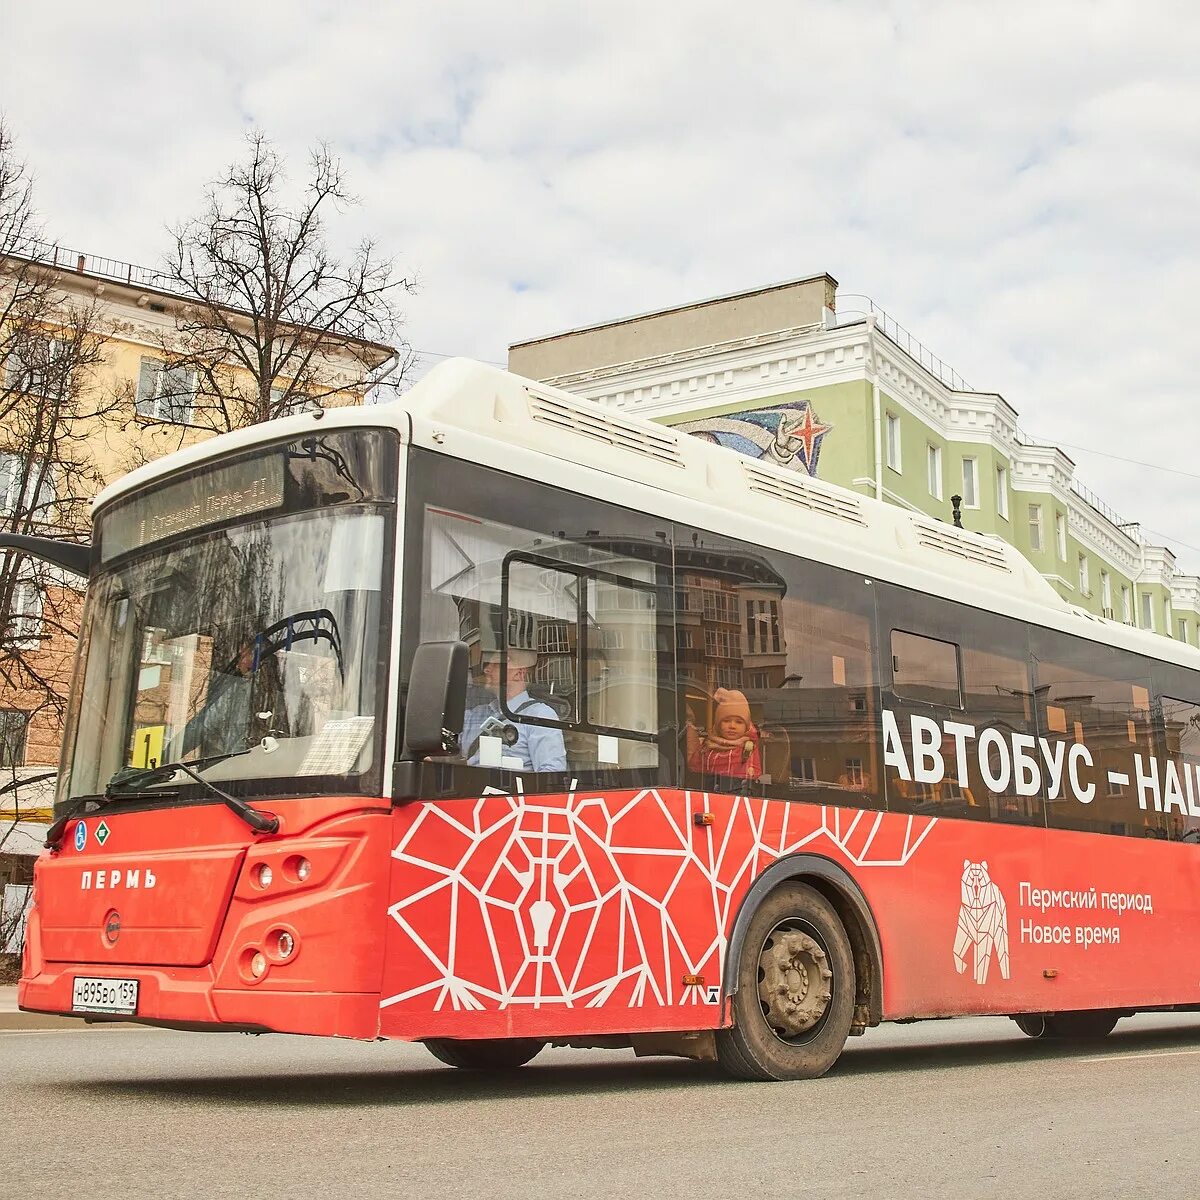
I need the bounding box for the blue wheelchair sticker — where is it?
[74,821,87,852]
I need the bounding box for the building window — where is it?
[536,656,575,691]
[1,570,43,647]
[927,445,942,500]
[961,457,978,508]
[703,628,736,659]
[538,621,571,654]
[1121,586,1132,624]
[1165,598,1173,636]
[745,599,780,654]
[885,413,901,472]
[700,588,735,622]
[843,758,865,788]
[1028,503,1043,552]
[1101,571,1112,616]
[1141,592,1154,631]
[136,358,197,424]
[1055,512,1067,560]
[1178,618,1189,643]
[797,757,817,785]
[0,453,20,513]
[995,466,1009,519]
[0,709,27,768]
[3,337,68,397]
[0,453,55,519]
[1078,554,1090,597]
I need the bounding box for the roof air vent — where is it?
[527,391,684,467]
[742,461,865,526]
[914,521,1011,572]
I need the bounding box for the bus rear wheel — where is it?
[1013,1011,1120,1040]
[716,882,856,1081]
[424,1037,546,1070]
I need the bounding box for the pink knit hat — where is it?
[713,688,752,725]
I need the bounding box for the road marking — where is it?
[1074,1047,1200,1064]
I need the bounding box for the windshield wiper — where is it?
[103,747,248,796]
[103,751,280,836]
[46,750,280,849]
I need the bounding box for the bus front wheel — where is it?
[424,1038,546,1070]
[1013,1011,1120,1039]
[716,881,856,1081]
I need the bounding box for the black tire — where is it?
[716,881,856,1081]
[1013,1010,1120,1040]
[423,1037,545,1070]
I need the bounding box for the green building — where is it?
[509,274,1199,643]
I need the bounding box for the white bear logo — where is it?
[953,859,1010,985]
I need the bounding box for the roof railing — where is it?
[29,241,166,290]
[835,293,973,393]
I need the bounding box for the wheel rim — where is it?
[756,918,834,1045]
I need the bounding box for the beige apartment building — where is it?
[0,243,393,835]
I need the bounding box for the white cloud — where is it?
[5,0,1200,562]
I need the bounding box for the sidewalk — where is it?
[0,984,135,1031]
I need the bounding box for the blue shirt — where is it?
[461,691,568,773]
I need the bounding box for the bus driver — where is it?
[460,649,568,773]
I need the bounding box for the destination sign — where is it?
[100,454,286,561]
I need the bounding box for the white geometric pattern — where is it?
[382,787,937,1014]
[952,859,1011,984]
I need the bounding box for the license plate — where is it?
[72,977,139,1015]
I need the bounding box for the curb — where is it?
[0,1011,97,1031]
[1,1012,141,1031]
[2,985,139,1031]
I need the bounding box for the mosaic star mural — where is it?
[677,400,832,476]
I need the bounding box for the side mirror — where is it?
[0,533,90,576]
[401,640,469,759]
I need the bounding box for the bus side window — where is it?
[673,537,882,808]
[891,630,961,709]
[959,615,1039,825]
[1156,695,1200,844]
[879,590,1041,825]
[1030,629,1158,837]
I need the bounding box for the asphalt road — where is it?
[5,1013,1199,1199]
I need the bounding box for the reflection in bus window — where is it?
[1030,631,1158,837]
[891,630,962,709]
[674,534,881,807]
[880,591,1041,825]
[418,501,664,781]
[1159,696,1200,843]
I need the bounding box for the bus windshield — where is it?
[58,431,396,806]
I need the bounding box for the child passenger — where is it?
[687,688,763,781]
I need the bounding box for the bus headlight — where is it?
[254,863,273,889]
[273,930,296,961]
[250,951,268,978]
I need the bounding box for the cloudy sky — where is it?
[4,1,1200,565]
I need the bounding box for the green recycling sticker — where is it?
[96,821,110,847]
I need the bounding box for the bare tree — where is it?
[158,131,412,433]
[0,120,123,881]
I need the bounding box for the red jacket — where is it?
[688,737,762,780]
